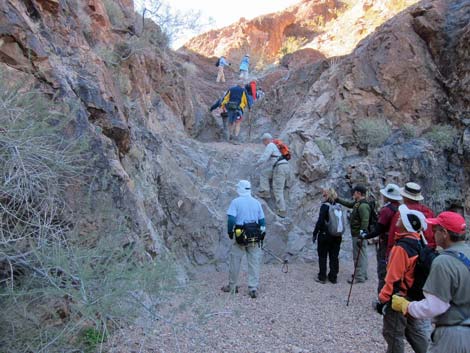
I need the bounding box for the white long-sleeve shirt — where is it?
[257,142,285,167]
[407,291,451,319]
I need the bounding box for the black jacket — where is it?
[313,203,330,238]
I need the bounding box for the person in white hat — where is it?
[223,180,266,298]
[378,205,431,353]
[386,182,436,258]
[359,183,402,293]
[255,133,291,218]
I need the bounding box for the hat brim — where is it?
[400,188,424,201]
[380,188,403,201]
[237,188,251,197]
[425,217,440,226]
[399,205,427,232]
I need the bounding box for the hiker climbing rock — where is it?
[387,182,435,257]
[215,55,230,83]
[239,54,250,79]
[223,180,266,299]
[312,188,344,284]
[337,185,371,284]
[378,205,432,353]
[244,80,257,107]
[256,133,291,218]
[220,82,251,142]
[361,184,402,293]
[391,211,470,353]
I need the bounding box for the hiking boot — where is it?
[315,277,326,284]
[277,210,287,218]
[249,290,257,299]
[328,277,337,284]
[221,285,238,293]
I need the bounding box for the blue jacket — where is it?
[221,85,250,111]
[240,56,249,71]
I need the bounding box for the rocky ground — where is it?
[106,247,414,353]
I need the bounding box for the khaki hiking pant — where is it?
[229,242,263,291]
[259,163,291,213]
[352,237,368,281]
[428,326,470,353]
[383,307,431,353]
[216,66,225,83]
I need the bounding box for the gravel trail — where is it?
[108,247,414,353]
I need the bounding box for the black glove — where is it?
[375,301,387,315]
[312,233,317,244]
[228,232,234,239]
[260,231,266,241]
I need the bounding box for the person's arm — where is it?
[358,203,370,231]
[365,222,386,239]
[256,144,275,165]
[240,90,248,111]
[227,215,236,238]
[313,204,328,239]
[379,246,407,303]
[210,98,222,112]
[221,90,231,108]
[407,292,450,319]
[336,197,355,208]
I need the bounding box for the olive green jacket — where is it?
[337,198,371,237]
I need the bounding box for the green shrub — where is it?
[315,138,334,158]
[355,118,392,148]
[424,124,458,150]
[279,36,308,56]
[402,123,419,139]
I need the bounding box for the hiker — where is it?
[245,80,257,107]
[216,55,230,83]
[387,182,435,257]
[360,184,402,293]
[239,54,250,79]
[312,188,344,284]
[336,184,371,283]
[223,180,266,299]
[378,205,431,353]
[209,94,230,140]
[220,82,250,142]
[256,133,291,218]
[391,211,469,353]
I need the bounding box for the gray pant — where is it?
[229,242,263,291]
[383,308,431,353]
[352,237,368,281]
[428,326,470,353]
[259,163,290,213]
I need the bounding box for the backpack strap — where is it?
[386,203,398,213]
[440,250,470,324]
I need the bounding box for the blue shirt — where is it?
[219,57,228,67]
[227,195,264,225]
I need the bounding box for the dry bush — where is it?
[0,69,179,352]
[424,124,458,150]
[355,118,392,148]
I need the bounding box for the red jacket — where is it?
[386,202,435,257]
[379,231,420,303]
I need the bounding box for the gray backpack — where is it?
[325,203,344,237]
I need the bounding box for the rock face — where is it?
[183,0,420,66]
[0,0,468,274]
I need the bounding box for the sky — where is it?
[134,0,301,47]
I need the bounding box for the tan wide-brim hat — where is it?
[400,182,424,201]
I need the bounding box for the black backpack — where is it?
[215,58,220,67]
[396,235,439,301]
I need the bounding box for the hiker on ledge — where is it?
[256,133,291,218]
[216,55,230,83]
[239,54,250,79]
[220,82,250,143]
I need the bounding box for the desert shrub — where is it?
[0,69,178,352]
[103,0,125,27]
[423,124,458,150]
[314,138,334,158]
[402,123,419,139]
[355,118,392,148]
[279,36,308,56]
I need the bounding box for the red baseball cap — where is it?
[426,211,467,234]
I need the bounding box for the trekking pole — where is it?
[262,246,289,273]
[346,238,363,306]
